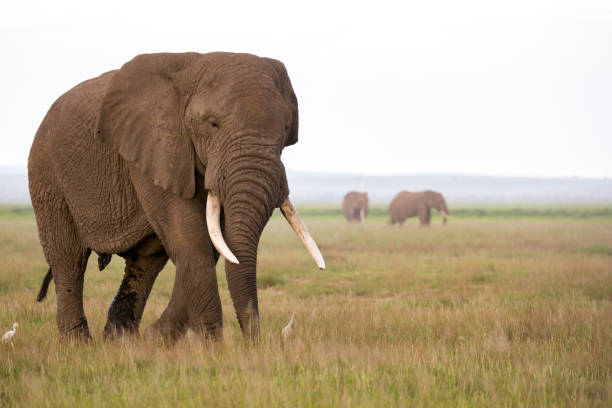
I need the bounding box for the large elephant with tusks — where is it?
[29,52,325,342]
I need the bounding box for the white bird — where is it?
[2,322,19,344]
[281,312,296,339]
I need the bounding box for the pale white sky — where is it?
[1,0,611,177]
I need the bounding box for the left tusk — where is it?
[441,210,449,218]
[280,198,326,269]
[206,191,239,264]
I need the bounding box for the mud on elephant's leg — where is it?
[144,256,222,343]
[103,250,168,339]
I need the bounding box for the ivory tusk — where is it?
[280,198,326,269]
[441,210,449,218]
[206,192,239,264]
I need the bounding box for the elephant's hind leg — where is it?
[103,238,168,339]
[31,189,91,340]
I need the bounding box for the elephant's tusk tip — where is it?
[280,197,327,271]
[226,255,240,265]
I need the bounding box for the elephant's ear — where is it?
[265,58,299,147]
[96,53,198,199]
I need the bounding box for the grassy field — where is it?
[0,205,611,407]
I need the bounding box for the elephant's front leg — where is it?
[129,167,222,342]
[144,254,223,342]
[103,249,168,339]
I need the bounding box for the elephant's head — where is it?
[343,191,369,221]
[95,52,323,339]
[424,190,449,224]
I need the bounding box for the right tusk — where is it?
[280,198,326,269]
[441,210,449,218]
[206,192,239,264]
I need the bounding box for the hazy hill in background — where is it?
[1,167,611,204]
[286,172,612,204]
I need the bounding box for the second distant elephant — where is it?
[342,191,369,222]
[389,190,449,226]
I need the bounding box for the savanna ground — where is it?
[0,204,611,407]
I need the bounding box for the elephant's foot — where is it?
[104,286,141,339]
[144,320,188,344]
[102,319,139,340]
[58,316,91,341]
[188,317,224,342]
[143,305,189,344]
[144,305,224,344]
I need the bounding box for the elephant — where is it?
[389,190,449,226]
[342,191,369,222]
[28,52,325,343]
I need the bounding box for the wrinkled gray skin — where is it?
[342,191,369,222]
[28,52,301,342]
[389,190,449,226]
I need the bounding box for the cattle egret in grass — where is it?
[2,322,19,344]
[281,313,295,339]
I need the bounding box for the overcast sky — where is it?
[2,0,611,177]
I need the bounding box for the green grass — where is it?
[0,206,611,406]
[0,205,34,220]
[288,203,612,221]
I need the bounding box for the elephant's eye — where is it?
[206,116,220,130]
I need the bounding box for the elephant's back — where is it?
[29,70,117,163]
[390,191,417,206]
[342,191,364,216]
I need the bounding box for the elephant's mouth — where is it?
[205,191,325,269]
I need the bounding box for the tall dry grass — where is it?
[0,210,611,406]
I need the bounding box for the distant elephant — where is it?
[389,190,449,226]
[342,191,369,222]
[28,52,325,342]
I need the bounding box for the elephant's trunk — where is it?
[219,157,282,340]
[206,147,325,340]
[440,203,449,225]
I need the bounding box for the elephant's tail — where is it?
[36,268,53,302]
